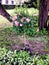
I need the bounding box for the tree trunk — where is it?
[0,3,12,22]
[39,0,48,30]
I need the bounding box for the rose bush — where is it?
[10,14,47,36]
[11,14,32,35]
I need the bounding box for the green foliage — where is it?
[12,6,48,36]
[15,6,38,16]
[13,14,47,36]
[37,28,48,36]
[0,47,33,65]
[0,27,17,48]
[15,5,29,16]
[0,47,49,65]
[13,15,38,36]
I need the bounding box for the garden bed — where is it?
[0,27,49,55]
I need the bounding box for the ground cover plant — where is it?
[0,47,49,65]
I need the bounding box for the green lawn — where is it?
[0,9,15,28]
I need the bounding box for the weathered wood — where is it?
[0,3,12,22]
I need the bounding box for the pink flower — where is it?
[21,17,26,22]
[36,28,39,32]
[9,22,13,27]
[15,21,19,26]
[26,18,30,22]
[20,24,23,27]
[21,19,24,22]
[22,17,26,20]
[12,15,17,21]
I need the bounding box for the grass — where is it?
[0,16,10,28]
[0,27,49,52]
[0,9,15,28]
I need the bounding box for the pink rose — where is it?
[12,15,17,21]
[21,18,24,22]
[26,18,30,22]
[21,17,26,22]
[15,21,19,26]
[22,17,26,20]
[20,24,23,27]
[36,28,39,32]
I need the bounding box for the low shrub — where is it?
[11,14,48,36]
[0,47,33,65]
[0,47,49,65]
[10,6,48,36]
[12,13,37,36]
